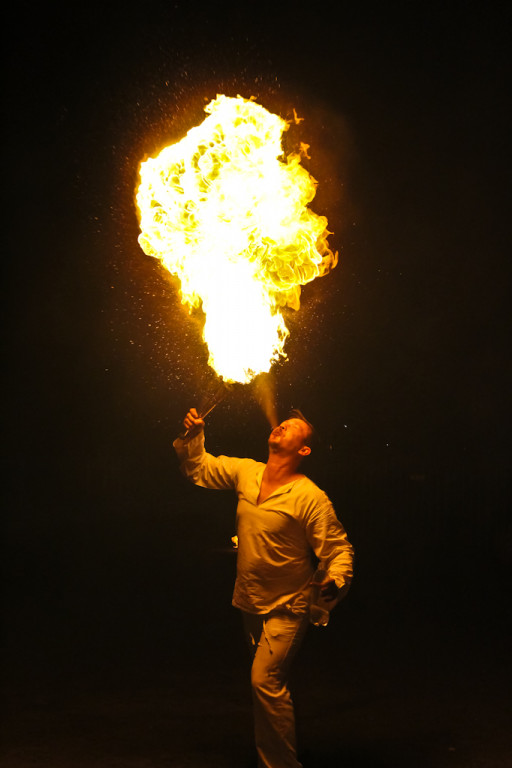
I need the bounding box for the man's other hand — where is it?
[310,575,339,605]
[319,578,340,604]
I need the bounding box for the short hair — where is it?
[289,408,317,449]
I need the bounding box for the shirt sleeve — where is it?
[303,497,354,590]
[173,431,243,490]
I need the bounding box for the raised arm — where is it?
[173,408,243,490]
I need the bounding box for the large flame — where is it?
[136,94,337,384]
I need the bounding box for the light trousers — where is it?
[242,609,310,768]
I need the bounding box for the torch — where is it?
[136,95,337,411]
[178,381,231,439]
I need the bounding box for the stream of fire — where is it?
[136,94,337,386]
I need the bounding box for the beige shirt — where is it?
[173,432,354,615]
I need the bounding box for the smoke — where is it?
[252,372,278,428]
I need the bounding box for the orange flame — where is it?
[136,94,337,384]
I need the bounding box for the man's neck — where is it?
[264,452,303,483]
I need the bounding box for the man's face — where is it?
[268,418,312,457]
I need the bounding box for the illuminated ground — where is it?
[3,570,510,768]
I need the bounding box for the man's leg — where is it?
[242,610,309,768]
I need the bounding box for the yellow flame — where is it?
[136,94,337,384]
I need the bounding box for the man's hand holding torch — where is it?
[182,408,205,438]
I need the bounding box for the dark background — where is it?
[3,2,511,766]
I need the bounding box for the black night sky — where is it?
[3,3,511,766]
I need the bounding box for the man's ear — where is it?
[298,445,311,457]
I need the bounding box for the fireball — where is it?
[136,94,337,384]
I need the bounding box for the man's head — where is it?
[268,409,316,462]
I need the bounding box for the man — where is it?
[173,408,354,768]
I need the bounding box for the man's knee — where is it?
[251,661,283,695]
